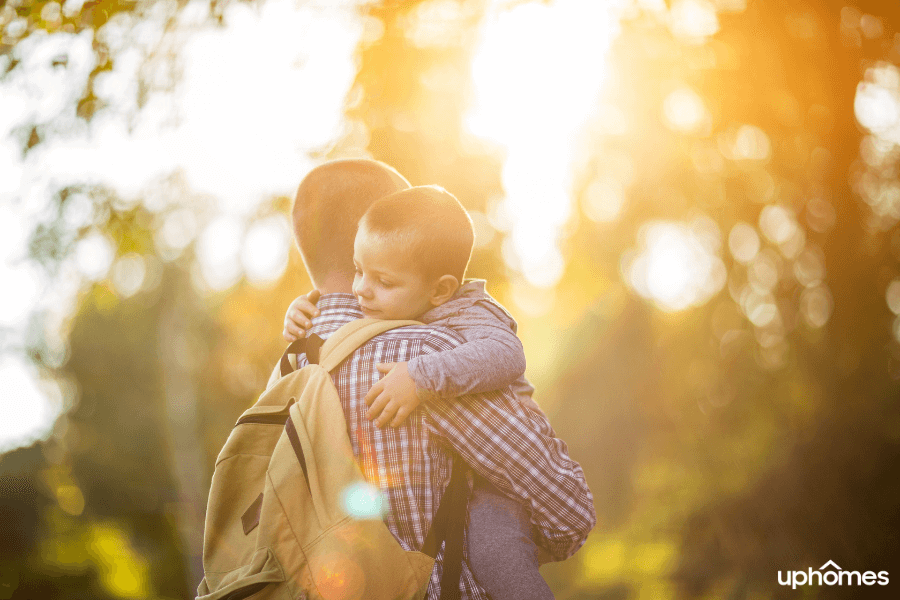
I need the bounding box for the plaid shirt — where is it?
[296,294,596,599]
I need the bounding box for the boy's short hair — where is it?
[293,159,410,286]
[359,186,474,282]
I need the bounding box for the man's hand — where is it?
[364,362,421,427]
[282,290,321,342]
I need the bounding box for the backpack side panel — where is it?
[198,379,301,599]
[202,425,281,578]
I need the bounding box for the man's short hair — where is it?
[359,185,474,282]
[292,159,410,285]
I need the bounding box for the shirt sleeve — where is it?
[407,301,527,400]
[418,334,596,561]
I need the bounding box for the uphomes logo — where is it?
[778,560,889,589]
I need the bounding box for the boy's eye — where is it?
[379,279,394,288]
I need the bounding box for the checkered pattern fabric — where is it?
[295,294,596,599]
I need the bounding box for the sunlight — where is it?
[169,0,362,213]
[668,0,719,43]
[74,231,115,281]
[727,222,760,264]
[663,86,710,133]
[583,176,627,223]
[196,215,243,291]
[855,63,900,141]
[110,253,148,298]
[799,285,832,328]
[88,523,151,598]
[0,205,41,328]
[0,356,59,454]
[622,219,726,312]
[854,63,900,232]
[467,0,625,288]
[887,279,900,314]
[0,0,368,451]
[155,208,198,260]
[758,204,799,247]
[241,215,292,287]
[718,124,771,161]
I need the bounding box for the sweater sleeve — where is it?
[407,300,527,400]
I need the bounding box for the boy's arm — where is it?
[364,301,527,427]
[407,301,526,400]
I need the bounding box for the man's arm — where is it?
[417,333,596,561]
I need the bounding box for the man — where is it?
[285,158,595,598]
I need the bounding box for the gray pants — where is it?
[467,477,555,600]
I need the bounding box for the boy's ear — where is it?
[429,275,460,306]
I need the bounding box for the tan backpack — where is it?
[196,319,468,600]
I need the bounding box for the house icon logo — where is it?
[778,560,889,589]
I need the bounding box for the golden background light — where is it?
[3,0,900,598]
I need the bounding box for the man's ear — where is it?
[429,275,460,307]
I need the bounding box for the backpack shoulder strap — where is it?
[317,318,422,372]
[272,318,422,385]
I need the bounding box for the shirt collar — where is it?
[298,293,363,344]
[457,279,487,299]
[315,293,363,319]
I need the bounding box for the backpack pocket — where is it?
[196,548,288,600]
[301,517,434,600]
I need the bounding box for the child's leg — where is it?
[467,475,554,600]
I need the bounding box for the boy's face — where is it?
[352,226,437,320]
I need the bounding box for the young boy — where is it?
[283,185,587,599]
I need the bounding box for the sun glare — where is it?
[663,86,710,133]
[623,219,726,312]
[854,63,900,231]
[0,356,59,454]
[241,215,292,286]
[467,0,625,288]
[668,0,719,43]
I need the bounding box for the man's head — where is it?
[292,159,410,290]
[352,185,475,320]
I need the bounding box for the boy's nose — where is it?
[354,278,372,299]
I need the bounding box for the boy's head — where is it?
[352,185,475,320]
[292,159,410,291]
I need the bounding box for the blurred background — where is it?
[2,0,900,598]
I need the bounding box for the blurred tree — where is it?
[568,1,900,597]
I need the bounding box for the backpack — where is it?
[196,319,468,600]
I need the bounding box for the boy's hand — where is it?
[282,290,321,342]
[365,362,421,427]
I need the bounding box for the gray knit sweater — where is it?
[407,280,540,412]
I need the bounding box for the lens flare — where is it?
[341,482,386,519]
